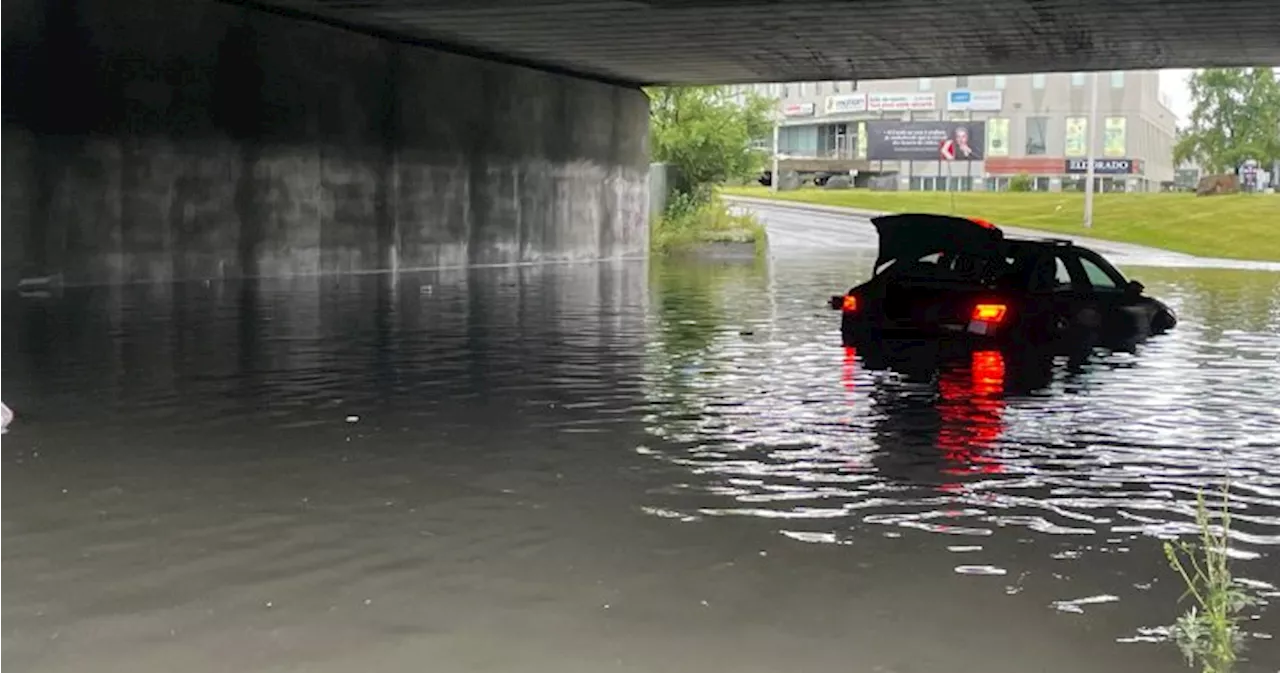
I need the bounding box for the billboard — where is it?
[986,118,1010,157]
[867,92,936,112]
[1065,117,1088,157]
[825,94,867,114]
[1104,117,1126,157]
[866,121,985,161]
[946,90,1003,112]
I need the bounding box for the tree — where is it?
[1173,68,1280,174]
[646,86,774,201]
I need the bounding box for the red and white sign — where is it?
[781,102,816,117]
[939,139,955,161]
[867,92,936,112]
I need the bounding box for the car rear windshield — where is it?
[888,251,997,282]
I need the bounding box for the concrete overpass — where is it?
[4,0,1278,285]
[244,0,1280,84]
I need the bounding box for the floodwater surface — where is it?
[4,253,1280,673]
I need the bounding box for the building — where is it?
[735,71,1179,192]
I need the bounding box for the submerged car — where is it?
[828,213,1177,350]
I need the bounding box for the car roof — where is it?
[1005,236,1086,251]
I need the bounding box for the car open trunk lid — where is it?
[871,213,1006,270]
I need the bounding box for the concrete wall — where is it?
[1,0,650,286]
[648,163,673,221]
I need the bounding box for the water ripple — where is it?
[639,257,1280,635]
[3,256,1279,672]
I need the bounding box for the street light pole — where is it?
[1083,71,1100,228]
[771,120,781,193]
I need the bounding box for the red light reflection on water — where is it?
[937,350,1006,482]
[842,347,857,394]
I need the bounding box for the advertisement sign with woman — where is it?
[865,121,986,161]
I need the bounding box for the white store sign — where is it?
[867,92,936,111]
[946,89,1004,112]
[825,93,868,114]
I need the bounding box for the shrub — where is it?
[1008,173,1034,192]
[652,192,764,254]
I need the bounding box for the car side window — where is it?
[1054,256,1073,287]
[1026,253,1074,292]
[1079,256,1121,291]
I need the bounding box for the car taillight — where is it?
[972,303,1008,323]
[842,295,858,313]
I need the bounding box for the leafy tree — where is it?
[1173,68,1280,174]
[646,86,774,201]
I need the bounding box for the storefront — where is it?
[981,157,1150,192]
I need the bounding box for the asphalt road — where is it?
[728,196,1280,271]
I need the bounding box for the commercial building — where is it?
[736,71,1179,192]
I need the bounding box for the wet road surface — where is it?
[4,252,1280,673]
[732,196,1280,271]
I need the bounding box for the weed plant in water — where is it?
[1163,487,1257,673]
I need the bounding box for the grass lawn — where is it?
[720,186,1280,262]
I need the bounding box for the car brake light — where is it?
[972,303,1008,323]
[842,295,858,312]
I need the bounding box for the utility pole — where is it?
[771,120,781,193]
[1083,71,1100,228]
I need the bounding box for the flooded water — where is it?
[4,252,1280,673]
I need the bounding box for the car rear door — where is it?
[1021,249,1095,343]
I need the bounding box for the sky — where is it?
[1158,68,1194,123]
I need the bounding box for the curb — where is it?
[722,194,886,219]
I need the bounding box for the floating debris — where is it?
[954,565,1007,576]
[1051,594,1120,614]
[1116,626,1171,643]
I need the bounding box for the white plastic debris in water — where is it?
[345,415,359,423]
[1,402,12,434]
[954,565,1008,576]
[1051,594,1120,614]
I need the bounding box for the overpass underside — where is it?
[5,0,1279,285]
[2,0,650,286]
[248,0,1280,85]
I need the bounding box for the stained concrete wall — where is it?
[1,0,650,286]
